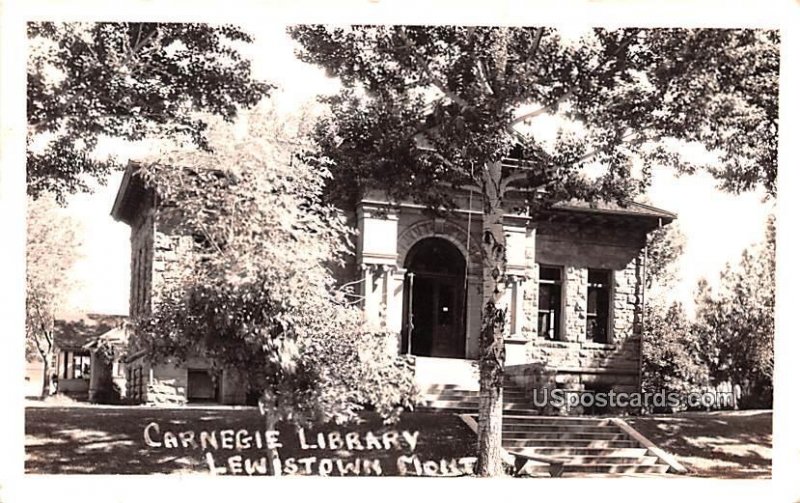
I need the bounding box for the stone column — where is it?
[356,204,399,331]
[613,258,639,341]
[385,266,405,333]
[564,266,588,342]
[504,223,528,338]
[465,275,481,359]
[521,227,538,336]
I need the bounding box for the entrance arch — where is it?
[401,237,467,358]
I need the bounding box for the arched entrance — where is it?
[401,237,467,358]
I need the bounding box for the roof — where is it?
[550,199,676,222]
[111,160,235,226]
[111,161,150,226]
[82,324,131,351]
[54,313,127,351]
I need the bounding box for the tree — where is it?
[26,195,83,397]
[640,218,702,411]
[641,301,708,411]
[694,215,775,406]
[289,26,778,475]
[134,105,416,474]
[27,22,271,202]
[645,221,686,291]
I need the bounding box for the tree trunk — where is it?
[264,412,282,476]
[475,160,507,476]
[40,357,51,398]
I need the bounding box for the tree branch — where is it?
[475,58,494,95]
[396,27,471,110]
[522,27,544,69]
[499,122,657,198]
[29,24,160,133]
[508,30,640,127]
[28,289,54,360]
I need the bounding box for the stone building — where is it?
[111,164,247,405]
[346,187,674,398]
[111,161,674,405]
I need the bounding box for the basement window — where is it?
[538,266,562,340]
[587,269,611,343]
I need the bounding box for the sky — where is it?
[55,24,774,318]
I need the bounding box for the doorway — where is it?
[187,369,218,403]
[401,238,467,358]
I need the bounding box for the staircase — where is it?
[418,382,673,476]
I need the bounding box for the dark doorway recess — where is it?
[401,237,467,358]
[187,369,218,403]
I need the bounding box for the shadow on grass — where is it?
[627,410,772,478]
[26,406,475,475]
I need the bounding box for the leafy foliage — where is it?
[27,22,272,202]
[694,215,775,405]
[292,27,778,207]
[641,216,705,409]
[135,105,416,425]
[645,221,686,290]
[641,301,709,410]
[26,195,83,396]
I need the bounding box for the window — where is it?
[73,352,91,379]
[587,269,611,343]
[128,366,144,402]
[538,266,562,340]
[61,351,91,379]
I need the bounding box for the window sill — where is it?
[504,335,529,343]
[581,341,620,350]
[529,339,621,350]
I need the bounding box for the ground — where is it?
[628,409,772,478]
[25,403,771,477]
[25,402,476,476]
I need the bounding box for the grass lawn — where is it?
[26,403,772,478]
[627,410,772,478]
[25,404,476,476]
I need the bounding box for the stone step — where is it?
[512,447,649,457]
[503,424,621,434]
[420,391,533,403]
[417,406,546,416]
[420,383,524,391]
[420,400,535,410]
[513,455,658,466]
[522,463,670,475]
[421,385,527,391]
[560,456,660,466]
[503,438,640,448]
[418,397,531,407]
[500,415,611,426]
[419,393,531,403]
[503,431,628,441]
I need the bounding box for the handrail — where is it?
[610,417,687,474]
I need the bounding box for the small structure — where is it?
[111,161,674,406]
[83,323,131,402]
[24,313,127,400]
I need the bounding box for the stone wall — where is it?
[513,219,648,391]
[129,194,155,319]
[129,200,194,319]
[126,196,246,405]
[348,196,651,384]
[124,354,247,405]
[563,266,588,342]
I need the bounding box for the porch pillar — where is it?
[356,203,399,330]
